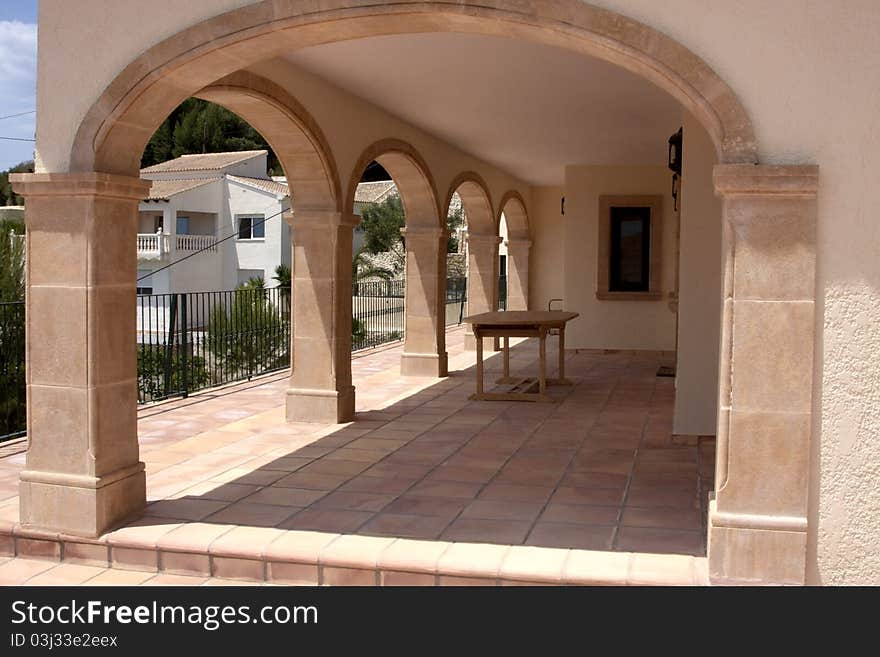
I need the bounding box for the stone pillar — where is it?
[285,210,356,423]
[708,165,818,585]
[400,225,448,377]
[10,172,151,537]
[505,238,531,311]
[464,233,501,351]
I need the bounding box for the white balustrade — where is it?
[175,234,217,252]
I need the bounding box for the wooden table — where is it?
[464,310,579,402]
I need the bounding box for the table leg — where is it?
[475,328,484,396]
[503,336,510,380]
[538,328,547,395]
[559,325,566,381]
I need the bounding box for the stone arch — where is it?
[70,0,757,178]
[195,72,341,212]
[444,172,494,236]
[497,190,530,240]
[347,138,440,228]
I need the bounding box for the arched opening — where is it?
[14,1,820,586]
[497,191,531,312]
[444,173,497,350]
[348,140,447,377]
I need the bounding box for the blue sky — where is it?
[0,0,39,170]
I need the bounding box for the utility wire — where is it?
[138,208,285,282]
[0,110,36,121]
[0,136,35,142]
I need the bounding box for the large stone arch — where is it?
[497,190,531,312]
[70,0,757,177]
[444,172,494,236]
[497,190,530,240]
[347,138,440,228]
[17,1,821,587]
[445,173,499,349]
[349,139,447,377]
[195,71,341,212]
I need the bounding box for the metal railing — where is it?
[446,277,467,325]
[137,287,291,403]
[0,301,26,441]
[0,277,474,437]
[352,279,405,351]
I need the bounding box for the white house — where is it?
[137,150,290,295]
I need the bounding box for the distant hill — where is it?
[141,99,280,176]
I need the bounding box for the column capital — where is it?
[400,225,448,240]
[713,164,819,198]
[284,209,359,229]
[505,238,532,250]
[10,172,151,200]
[466,233,503,246]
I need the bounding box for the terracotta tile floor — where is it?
[0,325,715,578]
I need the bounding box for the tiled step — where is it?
[0,522,708,586]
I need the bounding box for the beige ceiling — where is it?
[285,32,685,186]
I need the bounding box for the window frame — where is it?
[596,195,663,301]
[236,214,266,241]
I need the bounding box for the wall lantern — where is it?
[668,127,683,211]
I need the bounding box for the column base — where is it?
[19,463,146,538]
[707,500,807,585]
[400,352,448,377]
[286,385,355,423]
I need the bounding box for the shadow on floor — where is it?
[138,338,715,556]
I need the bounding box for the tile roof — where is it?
[354,181,398,204]
[227,175,289,197]
[140,150,267,173]
[143,178,219,201]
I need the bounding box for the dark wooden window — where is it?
[609,206,651,292]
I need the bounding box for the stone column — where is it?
[10,172,151,537]
[708,165,818,585]
[505,238,531,311]
[285,210,356,423]
[400,225,448,377]
[464,233,501,351]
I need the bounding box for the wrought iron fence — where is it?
[352,279,405,350]
[446,276,468,325]
[137,287,291,403]
[0,301,26,441]
[0,277,474,435]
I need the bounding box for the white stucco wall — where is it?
[31,0,880,583]
[563,165,677,351]
[225,178,289,288]
[673,112,723,437]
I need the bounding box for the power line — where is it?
[138,209,284,282]
[0,110,36,121]
[0,136,35,142]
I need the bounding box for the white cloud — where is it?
[0,21,37,167]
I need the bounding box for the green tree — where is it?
[0,161,35,206]
[141,99,280,174]
[0,218,25,301]
[205,278,289,377]
[352,247,394,283]
[446,205,465,253]
[359,194,406,272]
[272,263,291,310]
[0,217,26,437]
[137,345,210,402]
